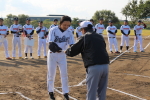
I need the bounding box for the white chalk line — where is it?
[0,92,32,100]
[124,73,150,79]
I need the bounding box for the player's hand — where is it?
[126,34,128,37]
[136,36,138,40]
[113,33,116,35]
[27,34,30,37]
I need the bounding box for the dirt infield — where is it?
[0,34,150,100]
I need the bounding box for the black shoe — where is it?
[64,93,69,100]
[49,92,55,100]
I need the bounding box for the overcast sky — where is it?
[0,0,131,20]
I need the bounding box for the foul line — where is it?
[0,92,32,100]
[124,73,150,79]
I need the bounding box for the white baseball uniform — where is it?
[49,24,58,30]
[75,26,82,38]
[36,26,48,57]
[120,25,130,46]
[68,26,74,34]
[106,25,118,52]
[10,24,22,57]
[95,23,105,35]
[0,25,10,58]
[47,26,75,94]
[23,24,34,53]
[133,25,144,51]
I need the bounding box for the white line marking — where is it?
[0,92,32,100]
[124,73,150,79]
[144,42,150,49]
[107,87,147,100]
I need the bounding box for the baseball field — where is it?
[0,32,150,100]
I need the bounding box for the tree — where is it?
[18,14,29,25]
[92,10,120,25]
[31,20,38,28]
[43,19,52,28]
[71,17,79,28]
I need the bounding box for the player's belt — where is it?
[39,37,45,39]
[137,34,141,36]
[109,37,115,38]
[98,33,102,34]
[15,36,20,37]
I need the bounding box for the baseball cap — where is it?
[80,21,92,28]
[38,21,43,23]
[26,18,31,21]
[89,19,94,21]
[124,20,128,22]
[138,20,142,23]
[99,18,103,20]
[108,20,113,23]
[53,19,58,21]
[0,18,3,21]
[14,17,18,21]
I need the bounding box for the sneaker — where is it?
[64,93,69,100]
[30,56,34,59]
[141,50,145,52]
[24,57,28,59]
[44,56,47,58]
[115,51,120,53]
[38,56,40,59]
[134,51,137,53]
[6,57,12,60]
[12,57,15,60]
[110,51,113,53]
[49,92,55,100]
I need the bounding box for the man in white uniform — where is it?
[133,20,146,52]
[95,18,105,36]
[68,25,74,34]
[47,16,75,100]
[49,19,58,29]
[106,20,120,53]
[23,18,34,59]
[10,17,23,59]
[36,21,48,59]
[75,21,82,39]
[120,20,131,53]
[0,18,12,60]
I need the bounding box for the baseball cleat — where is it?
[110,51,113,53]
[115,51,120,53]
[44,56,47,58]
[12,57,15,60]
[141,50,145,52]
[24,57,28,59]
[49,92,55,100]
[30,56,34,59]
[63,93,69,100]
[6,57,12,60]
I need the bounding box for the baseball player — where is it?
[75,21,83,39]
[49,19,58,29]
[89,19,95,31]
[36,21,48,59]
[68,25,74,34]
[0,18,12,60]
[106,20,120,53]
[47,16,75,100]
[10,17,23,59]
[133,20,146,52]
[23,18,34,59]
[120,20,131,53]
[95,18,105,35]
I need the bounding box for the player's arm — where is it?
[45,28,49,36]
[6,31,9,35]
[94,24,97,32]
[143,23,147,28]
[121,30,126,35]
[30,26,34,35]
[66,36,84,57]
[36,27,41,34]
[76,28,79,38]
[128,30,130,35]
[108,30,113,34]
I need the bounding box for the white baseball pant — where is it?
[38,38,47,56]
[120,35,129,46]
[24,45,33,53]
[12,37,22,57]
[0,39,10,58]
[47,51,69,94]
[108,37,118,52]
[133,35,143,51]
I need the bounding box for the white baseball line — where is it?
[123,73,150,79]
[0,92,32,100]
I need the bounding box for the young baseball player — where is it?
[10,17,23,59]
[106,20,120,53]
[47,16,75,100]
[0,18,12,60]
[89,19,95,31]
[23,18,34,59]
[133,20,146,52]
[68,25,74,34]
[95,18,105,35]
[36,21,48,59]
[49,19,58,29]
[120,20,131,53]
[75,21,83,39]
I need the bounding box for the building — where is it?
[29,14,65,21]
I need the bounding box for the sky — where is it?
[0,0,131,20]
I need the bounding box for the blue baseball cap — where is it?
[26,18,31,21]
[14,17,18,21]
[138,20,142,23]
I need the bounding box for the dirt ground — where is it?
[0,34,150,100]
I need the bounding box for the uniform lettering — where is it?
[26,28,32,30]
[98,27,104,29]
[110,28,116,30]
[0,29,6,31]
[54,36,70,43]
[13,28,18,30]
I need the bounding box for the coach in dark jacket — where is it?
[66,21,109,100]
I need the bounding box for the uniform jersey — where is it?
[95,23,105,33]
[23,24,34,36]
[10,24,22,37]
[76,26,82,37]
[68,26,74,33]
[120,25,130,35]
[49,24,58,29]
[134,25,144,35]
[48,26,75,51]
[36,26,48,37]
[106,25,117,37]
[0,25,8,35]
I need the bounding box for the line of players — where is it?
[0,17,147,60]
[76,18,147,53]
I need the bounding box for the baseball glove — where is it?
[49,42,62,53]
